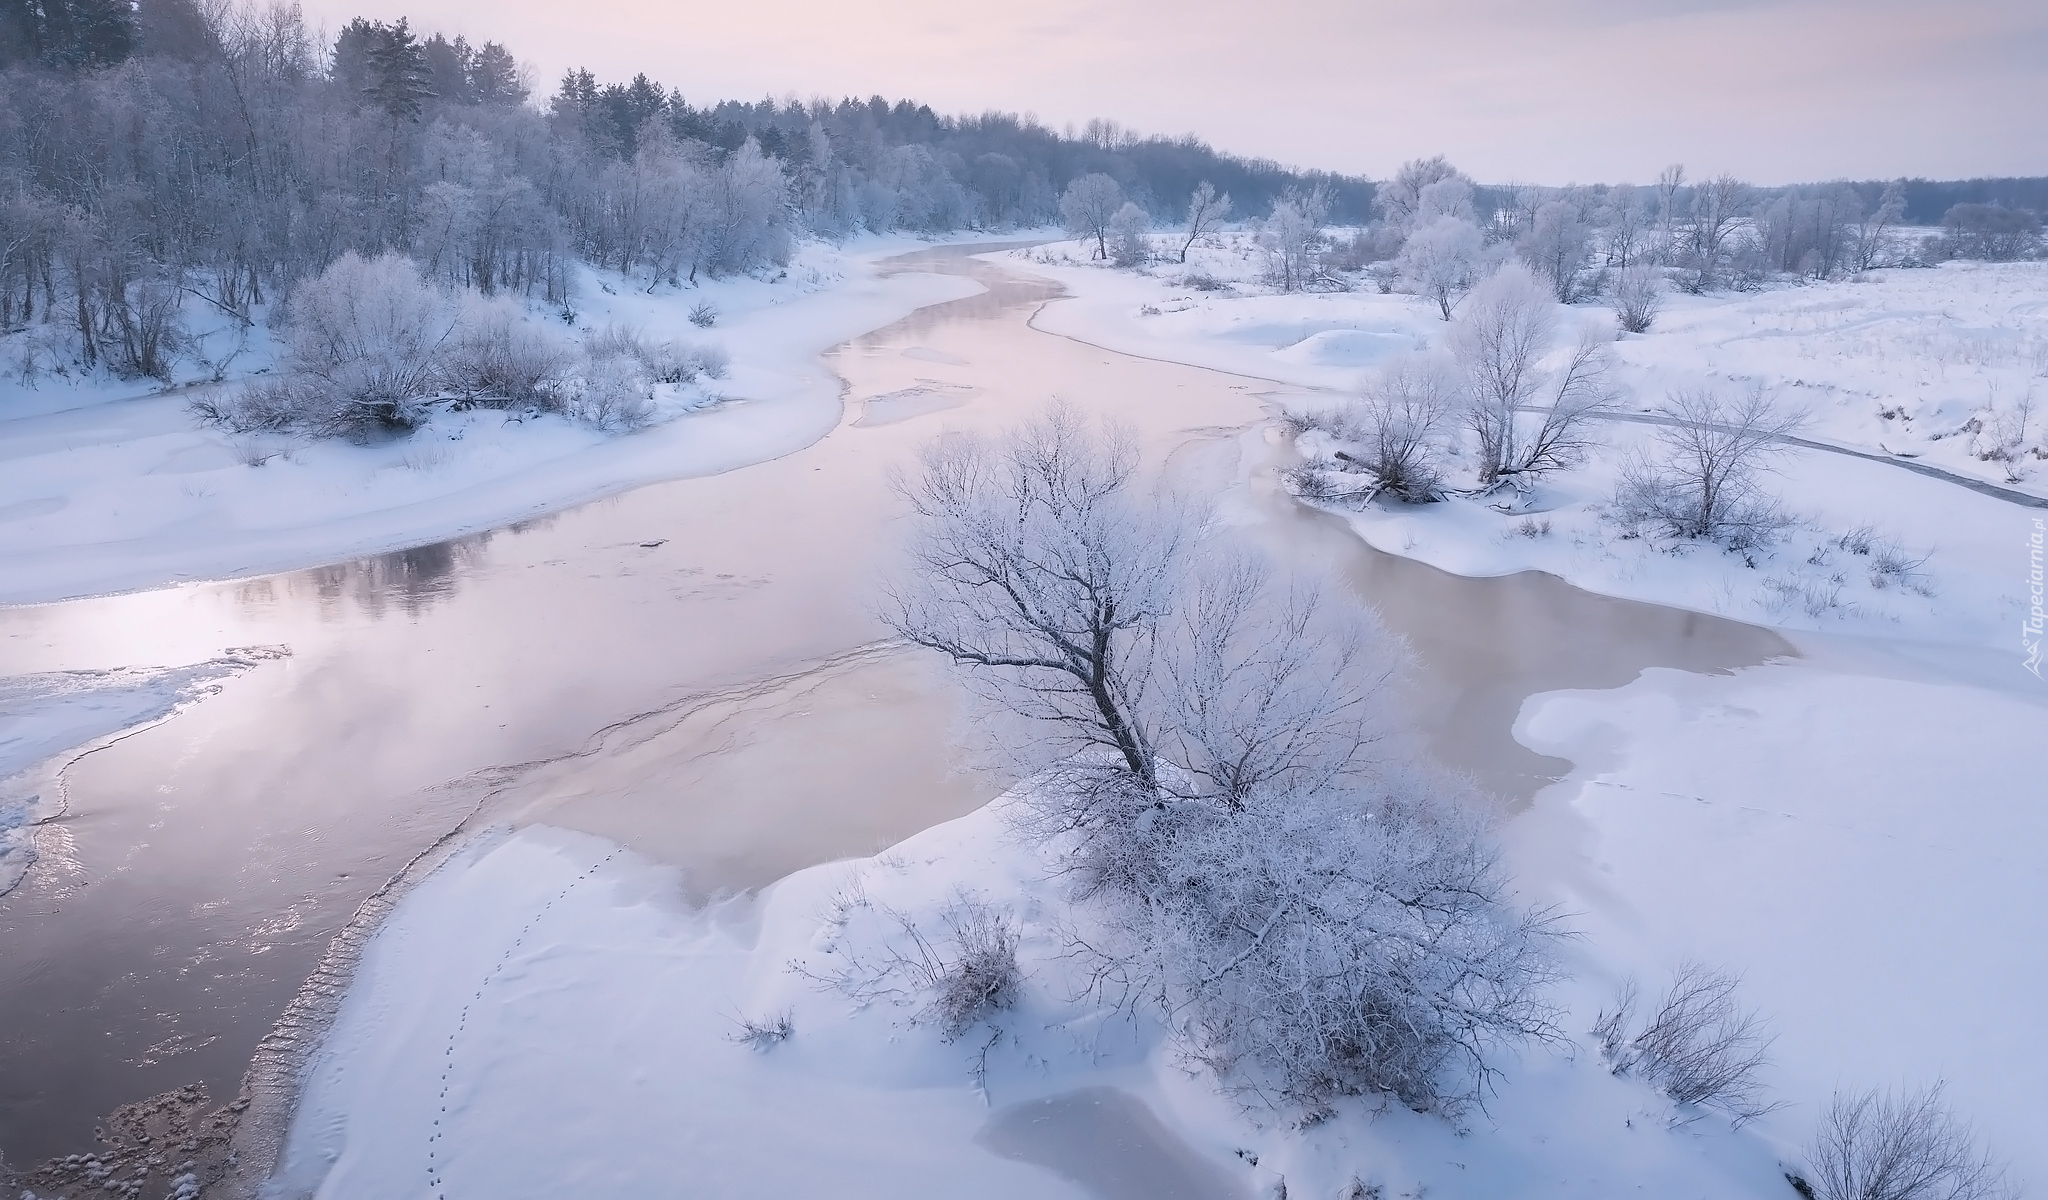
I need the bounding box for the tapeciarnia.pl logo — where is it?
[2026,517,2045,679]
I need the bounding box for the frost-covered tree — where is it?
[1599,182,1651,268]
[1654,164,1686,265]
[1061,173,1125,260]
[1681,173,1750,290]
[1848,180,1907,272]
[1414,176,1476,226]
[1179,180,1231,263]
[1451,264,1615,486]
[1261,185,1331,292]
[1396,216,1485,320]
[1109,202,1150,268]
[889,406,1566,1117]
[1520,200,1595,303]
[1376,155,1468,234]
[1613,384,1804,546]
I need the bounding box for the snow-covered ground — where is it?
[0,235,984,607]
[274,641,2046,1198]
[1017,237,2048,656]
[0,648,285,893]
[138,239,2048,1196]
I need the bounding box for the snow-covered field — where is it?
[0,236,984,606]
[1019,236,2048,654]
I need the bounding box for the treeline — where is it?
[0,0,1370,383]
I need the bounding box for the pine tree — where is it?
[362,17,433,122]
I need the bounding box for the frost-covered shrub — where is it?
[1612,386,1802,548]
[564,350,656,432]
[1804,1083,2011,1200]
[1347,351,1459,501]
[1614,261,1665,334]
[688,301,719,328]
[585,323,722,384]
[1109,202,1151,268]
[444,296,575,410]
[1112,775,1565,1115]
[807,893,1021,1042]
[283,251,462,434]
[1594,964,1778,1123]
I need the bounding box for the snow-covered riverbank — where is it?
[0,235,988,607]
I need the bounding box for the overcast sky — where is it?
[302,0,2046,185]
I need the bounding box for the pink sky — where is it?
[303,0,2046,184]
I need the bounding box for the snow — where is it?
[1512,643,2048,1188]
[0,648,285,893]
[0,236,984,607]
[276,803,1803,1200]
[1014,239,2048,655]
[240,241,2048,1194]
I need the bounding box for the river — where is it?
[0,243,1791,1177]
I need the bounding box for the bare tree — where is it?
[1614,260,1665,333]
[1396,215,1485,320]
[1597,963,1779,1124]
[1806,1084,2013,1200]
[1613,384,1804,545]
[1345,351,1460,501]
[889,407,1566,1116]
[1683,173,1751,290]
[1451,264,1615,486]
[1654,163,1686,265]
[1179,180,1232,263]
[1849,180,1907,272]
[886,404,1185,791]
[1060,173,1125,261]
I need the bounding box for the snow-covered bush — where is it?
[444,295,575,409]
[1114,768,1564,1115]
[1614,260,1665,334]
[1109,203,1151,268]
[564,349,657,432]
[1804,1083,2012,1200]
[194,258,724,440]
[281,251,462,434]
[1593,963,1778,1124]
[888,405,1565,1116]
[808,893,1021,1042]
[1612,385,1803,547]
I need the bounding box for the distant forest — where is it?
[0,0,2038,381]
